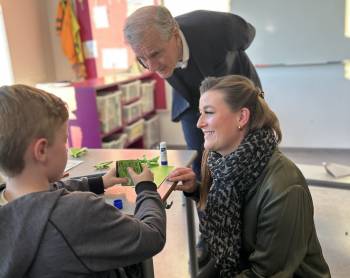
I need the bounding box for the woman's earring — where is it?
[238,125,242,130]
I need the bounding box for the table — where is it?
[297,163,350,189]
[66,148,197,278]
[295,163,350,277]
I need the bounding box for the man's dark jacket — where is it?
[167,10,261,121]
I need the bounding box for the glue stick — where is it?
[160,141,168,166]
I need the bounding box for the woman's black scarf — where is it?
[200,128,277,277]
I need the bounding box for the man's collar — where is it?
[176,29,190,69]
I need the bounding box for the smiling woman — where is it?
[0,5,13,86]
[168,75,331,278]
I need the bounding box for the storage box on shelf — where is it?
[122,99,142,124]
[143,114,161,149]
[119,80,141,103]
[66,72,166,148]
[125,119,145,145]
[96,90,122,134]
[140,80,155,114]
[102,133,128,149]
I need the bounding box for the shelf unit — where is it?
[68,72,166,148]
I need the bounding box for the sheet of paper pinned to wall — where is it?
[83,40,98,59]
[93,5,109,29]
[102,48,128,69]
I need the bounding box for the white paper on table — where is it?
[65,160,83,172]
[323,162,350,178]
[102,48,128,69]
[93,5,109,29]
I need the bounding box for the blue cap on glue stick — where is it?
[113,199,123,209]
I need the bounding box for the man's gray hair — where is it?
[124,5,179,46]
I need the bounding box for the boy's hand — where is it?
[128,164,154,186]
[168,167,197,193]
[102,167,128,189]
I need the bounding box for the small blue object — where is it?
[113,199,123,209]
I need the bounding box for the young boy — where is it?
[0,85,166,277]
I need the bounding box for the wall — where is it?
[0,4,13,85]
[257,63,350,148]
[164,0,230,16]
[0,0,56,85]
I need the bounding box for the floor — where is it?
[152,148,350,278]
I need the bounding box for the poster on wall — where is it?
[93,5,109,29]
[127,0,154,16]
[83,40,98,59]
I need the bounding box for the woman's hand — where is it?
[128,164,154,186]
[102,167,128,189]
[168,167,197,193]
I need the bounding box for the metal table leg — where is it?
[142,258,155,278]
[186,198,198,278]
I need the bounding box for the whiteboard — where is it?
[232,0,350,65]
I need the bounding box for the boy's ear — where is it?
[32,138,49,162]
[238,107,250,129]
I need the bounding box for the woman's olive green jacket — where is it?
[190,150,331,277]
[237,150,330,277]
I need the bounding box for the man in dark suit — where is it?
[124,5,261,266]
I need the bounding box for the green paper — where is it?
[150,165,175,188]
[115,156,173,187]
[70,147,87,158]
[117,160,142,185]
[94,161,113,170]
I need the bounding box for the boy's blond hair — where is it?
[0,85,68,177]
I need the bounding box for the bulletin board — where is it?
[76,0,159,79]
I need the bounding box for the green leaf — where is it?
[70,147,88,158]
[94,161,113,170]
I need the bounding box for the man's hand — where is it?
[168,167,197,193]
